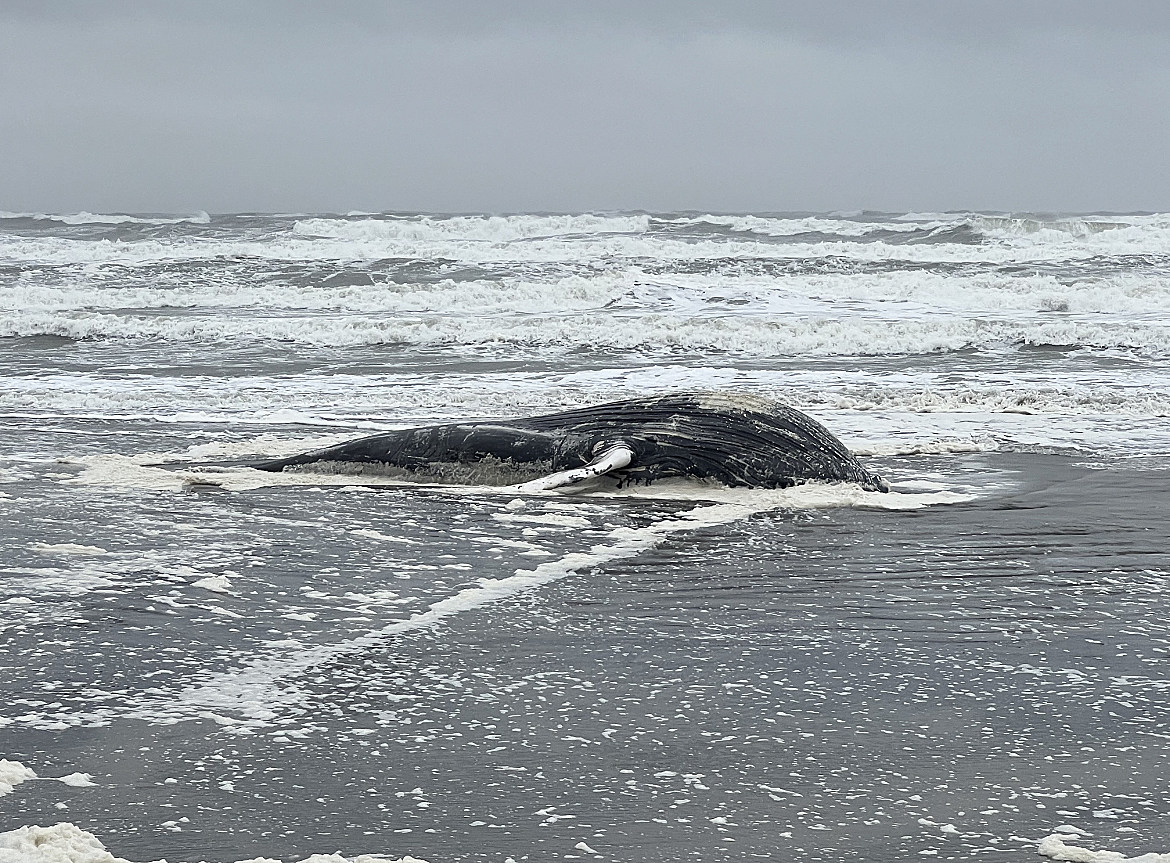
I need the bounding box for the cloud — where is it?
[2,1,1168,213]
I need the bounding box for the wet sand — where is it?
[3,452,1169,861]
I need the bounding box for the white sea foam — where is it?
[1038,832,1170,862]
[598,479,974,509]
[0,822,427,863]
[192,574,233,593]
[63,454,420,494]
[0,759,36,795]
[0,567,121,611]
[32,543,109,556]
[0,760,98,796]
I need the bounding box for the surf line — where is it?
[141,501,758,726]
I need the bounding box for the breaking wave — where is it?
[4,307,1167,357]
[292,212,651,242]
[3,210,1170,268]
[0,210,211,225]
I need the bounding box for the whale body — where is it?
[252,392,888,493]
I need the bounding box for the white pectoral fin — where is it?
[513,443,634,493]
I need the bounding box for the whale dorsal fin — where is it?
[512,443,634,493]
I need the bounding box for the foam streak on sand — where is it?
[144,502,758,725]
[132,483,962,727]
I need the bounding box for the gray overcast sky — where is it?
[3,0,1169,214]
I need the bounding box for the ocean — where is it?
[1,210,1168,863]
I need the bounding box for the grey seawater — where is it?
[3,441,1170,862]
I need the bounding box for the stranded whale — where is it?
[253,392,888,493]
